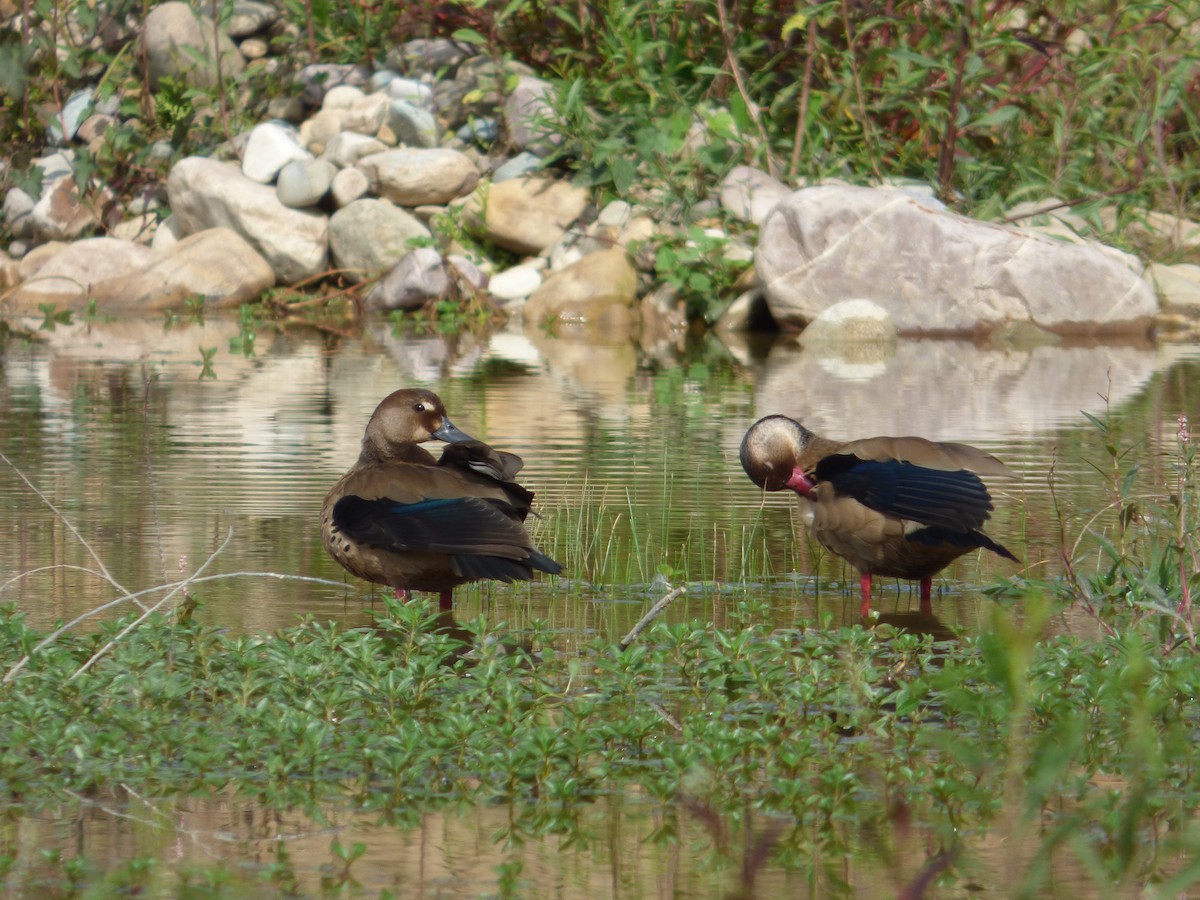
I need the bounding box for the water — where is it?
[3,314,1199,895]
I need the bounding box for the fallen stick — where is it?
[619,585,686,650]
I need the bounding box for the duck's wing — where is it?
[838,435,1016,477]
[814,452,996,532]
[330,465,560,577]
[437,440,526,481]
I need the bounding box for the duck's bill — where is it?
[433,417,476,443]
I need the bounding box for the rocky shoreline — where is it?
[4,1,1200,340]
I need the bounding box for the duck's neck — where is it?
[357,440,438,466]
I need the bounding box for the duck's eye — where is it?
[413,402,427,413]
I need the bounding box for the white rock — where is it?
[322,84,367,111]
[488,265,543,301]
[241,122,310,184]
[330,167,370,208]
[757,185,1157,333]
[386,77,435,108]
[322,131,387,168]
[1149,262,1200,313]
[7,237,155,312]
[357,148,480,206]
[276,158,336,208]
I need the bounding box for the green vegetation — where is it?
[2,1,1195,336]
[1,400,1200,894]
[3,591,1200,895]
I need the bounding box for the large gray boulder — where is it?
[328,199,431,282]
[756,185,1157,334]
[167,157,328,284]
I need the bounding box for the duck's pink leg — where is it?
[919,578,933,616]
[438,590,453,612]
[859,573,873,618]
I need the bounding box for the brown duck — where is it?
[740,415,1017,617]
[322,389,562,611]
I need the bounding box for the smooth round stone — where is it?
[386,77,435,108]
[241,121,310,184]
[239,37,269,59]
[385,99,438,148]
[330,167,370,208]
[488,264,543,301]
[492,151,542,183]
[276,158,336,208]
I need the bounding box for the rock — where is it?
[17,242,66,281]
[143,1,245,90]
[327,198,431,282]
[714,288,773,333]
[357,148,479,206]
[151,214,185,251]
[1116,208,1200,255]
[488,264,543,301]
[523,247,638,327]
[111,212,159,243]
[322,131,387,168]
[3,187,35,239]
[384,99,438,148]
[447,254,485,293]
[7,237,155,312]
[32,150,74,184]
[720,165,790,224]
[46,88,94,144]
[167,156,328,283]
[298,109,346,154]
[323,85,367,110]
[276,158,336,208]
[76,113,114,146]
[1005,197,1092,241]
[342,92,390,135]
[1149,262,1200,314]
[463,175,589,255]
[330,167,370,208]
[493,151,542,182]
[757,185,1157,334]
[296,63,371,106]
[387,38,471,76]
[239,37,269,59]
[227,0,278,37]
[0,252,18,290]
[365,247,450,310]
[503,75,562,155]
[119,228,276,310]
[384,77,434,108]
[31,176,102,241]
[241,122,310,183]
[797,298,898,347]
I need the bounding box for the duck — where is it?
[321,388,562,611]
[740,415,1017,618]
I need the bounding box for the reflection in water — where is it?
[3,316,1200,894]
[2,318,1198,636]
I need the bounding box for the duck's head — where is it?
[739,415,817,495]
[362,389,475,459]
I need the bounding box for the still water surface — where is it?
[2,316,1199,895]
